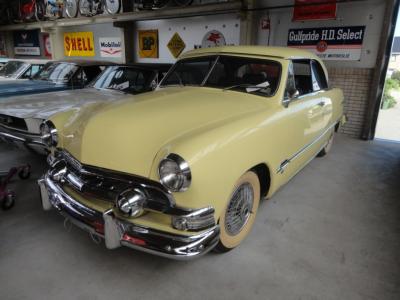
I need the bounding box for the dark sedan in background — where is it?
[0,63,171,152]
[0,59,49,81]
[0,60,114,98]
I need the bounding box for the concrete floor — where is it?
[0,135,399,300]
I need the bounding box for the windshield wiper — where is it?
[223,81,270,93]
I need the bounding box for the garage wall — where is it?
[56,23,125,63]
[133,13,241,64]
[255,0,386,138]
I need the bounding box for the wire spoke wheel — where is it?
[65,0,78,18]
[79,0,91,16]
[215,171,261,252]
[104,0,120,14]
[225,183,254,236]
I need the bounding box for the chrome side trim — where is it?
[277,120,339,174]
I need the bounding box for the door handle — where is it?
[317,101,325,107]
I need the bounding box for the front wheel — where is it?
[214,171,260,253]
[104,0,120,14]
[64,0,79,18]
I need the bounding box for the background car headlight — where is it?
[158,154,191,192]
[40,120,58,147]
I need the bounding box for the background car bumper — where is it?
[38,175,220,260]
[0,124,46,154]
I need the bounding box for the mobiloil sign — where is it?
[288,26,366,60]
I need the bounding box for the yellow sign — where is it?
[138,30,158,58]
[64,32,95,57]
[167,33,186,58]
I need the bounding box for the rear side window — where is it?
[311,60,328,91]
[292,60,313,96]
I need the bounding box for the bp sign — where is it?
[167,33,186,58]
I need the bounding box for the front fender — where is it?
[149,110,280,221]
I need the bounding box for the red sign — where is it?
[261,19,270,30]
[43,33,52,58]
[293,0,337,21]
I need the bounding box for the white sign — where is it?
[201,30,226,48]
[14,47,41,56]
[99,37,122,58]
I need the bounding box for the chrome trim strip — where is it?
[0,123,44,146]
[277,120,339,174]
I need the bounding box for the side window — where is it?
[292,60,313,96]
[311,60,328,91]
[20,67,32,79]
[285,62,296,99]
[71,69,86,87]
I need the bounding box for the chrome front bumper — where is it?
[38,175,220,260]
[0,124,46,153]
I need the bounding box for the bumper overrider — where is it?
[38,151,220,260]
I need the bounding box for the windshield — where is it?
[32,62,79,83]
[91,66,155,94]
[0,61,28,78]
[161,55,281,96]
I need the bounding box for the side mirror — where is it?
[288,88,300,99]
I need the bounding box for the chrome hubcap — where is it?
[225,183,254,236]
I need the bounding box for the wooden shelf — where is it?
[0,1,242,31]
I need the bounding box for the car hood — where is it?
[0,79,67,98]
[0,88,126,120]
[61,86,268,178]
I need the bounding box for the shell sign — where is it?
[64,32,95,57]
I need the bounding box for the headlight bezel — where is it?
[40,120,58,148]
[158,153,192,193]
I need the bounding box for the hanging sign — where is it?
[64,32,95,57]
[43,33,52,58]
[99,37,122,58]
[13,30,41,56]
[287,26,366,60]
[138,30,158,58]
[201,30,226,48]
[167,33,186,58]
[293,0,337,21]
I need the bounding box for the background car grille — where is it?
[0,114,28,131]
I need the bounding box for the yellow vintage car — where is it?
[38,46,344,260]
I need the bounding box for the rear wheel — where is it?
[317,132,334,157]
[214,171,260,253]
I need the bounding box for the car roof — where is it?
[114,63,172,72]
[6,58,51,64]
[52,60,116,66]
[180,46,322,61]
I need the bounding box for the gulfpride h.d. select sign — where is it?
[64,32,95,57]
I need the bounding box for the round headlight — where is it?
[158,154,191,192]
[40,120,58,147]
